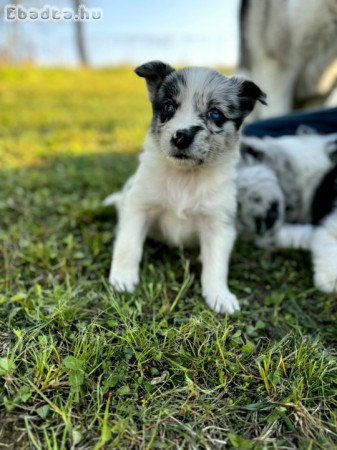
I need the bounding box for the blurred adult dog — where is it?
[239,0,337,118]
[104,61,266,313]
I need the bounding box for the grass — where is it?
[0,66,337,449]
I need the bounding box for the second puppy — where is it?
[105,61,266,313]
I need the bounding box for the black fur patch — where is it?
[135,60,175,101]
[161,76,182,99]
[189,125,203,134]
[152,71,187,108]
[255,201,279,235]
[233,118,243,130]
[150,71,189,132]
[327,139,337,164]
[238,80,267,115]
[175,71,187,88]
[171,126,203,150]
[311,163,337,225]
[240,143,265,161]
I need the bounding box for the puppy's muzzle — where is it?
[171,126,202,157]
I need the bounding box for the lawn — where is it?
[0,66,336,450]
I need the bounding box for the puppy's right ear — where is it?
[135,61,175,102]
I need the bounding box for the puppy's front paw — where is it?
[109,268,139,293]
[204,289,240,314]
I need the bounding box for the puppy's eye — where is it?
[207,108,226,126]
[163,101,176,115]
[160,100,176,123]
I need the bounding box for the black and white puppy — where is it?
[237,132,337,293]
[104,61,266,313]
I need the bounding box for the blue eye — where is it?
[207,108,225,124]
[160,101,176,122]
[163,101,176,115]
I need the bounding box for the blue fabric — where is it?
[243,107,337,137]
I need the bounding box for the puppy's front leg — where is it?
[199,220,239,314]
[109,206,148,293]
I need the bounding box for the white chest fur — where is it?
[130,154,238,248]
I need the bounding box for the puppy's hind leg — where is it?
[199,220,239,314]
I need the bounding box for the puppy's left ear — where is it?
[231,77,267,117]
[135,60,175,102]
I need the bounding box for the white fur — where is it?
[275,224,315,250]
[238,132,337,293]
[240,0,337,118]
[311,212,337,293]
[108,133,240,313]
[273,218,337,293]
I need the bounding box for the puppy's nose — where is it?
[172,129,194,150]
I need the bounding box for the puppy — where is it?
[236,163,285,245]
[240,133,337,223]
[105,61,266,313]
[237,133,337,293]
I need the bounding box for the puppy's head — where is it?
[135,61,266,167]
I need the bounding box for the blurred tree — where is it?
[3,0,19,63]
[73,0,89,66]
